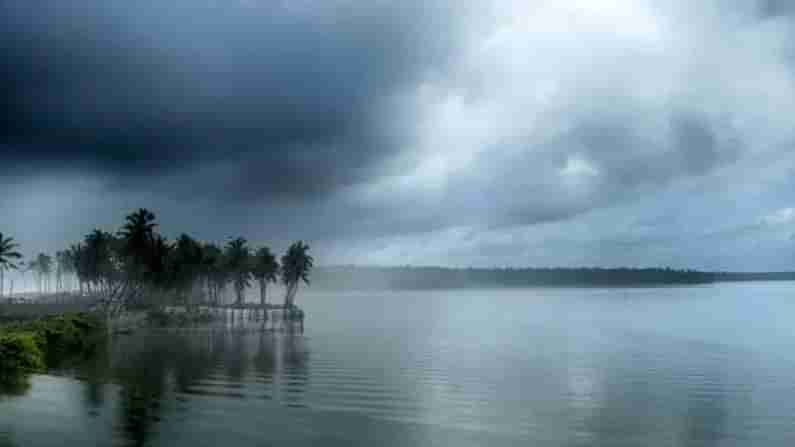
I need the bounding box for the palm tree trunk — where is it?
[283,282,290,309]
[0,268,4,298]
[284,282,298,309]
[292,283,299,308]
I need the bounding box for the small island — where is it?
[0,208,314,383]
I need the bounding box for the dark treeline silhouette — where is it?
[310,266,795,290]
[710,271,795,282]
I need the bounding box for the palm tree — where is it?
[281,241,313,310]
[170,234,204,308]
[0,233,23,298]
[252,246,279,308]
[35,253,53,294]
[27,259,40,294]
[117,208,157,275]
[82,229,117,294]
[201,243,225,306]
[66,244,85,294]
[59,248,78,292]
[224,237,251,306]
[17,261,29,294]
[147,234,173,291]
[55,250,68,294]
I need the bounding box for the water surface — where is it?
[2,282,795,446]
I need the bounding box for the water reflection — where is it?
[571,336,751,447]
[278,334,310,407]
[0,432,16,447]
[40,328,311,447]
[0,374,31,399]
[0,328,763,446]
[680,350,737,446]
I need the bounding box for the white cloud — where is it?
[762,207,795,226]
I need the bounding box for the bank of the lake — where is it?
[0,313,105,384]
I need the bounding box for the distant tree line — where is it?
[310,265,795,290]
[710,271,795,282]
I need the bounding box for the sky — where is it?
[1,0,795,271]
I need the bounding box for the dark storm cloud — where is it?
[0,0,459,197]
[760,0,795,18]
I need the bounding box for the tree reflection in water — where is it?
[44,329,313,446]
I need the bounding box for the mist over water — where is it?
[2,282,795,446]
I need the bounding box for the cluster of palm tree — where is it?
[68,209,312,312]
[1,209,314,320]
[0,234,80,297]
[27,253,54,294]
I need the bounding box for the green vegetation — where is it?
[0,233,22,298]
[310,266,723,290]
[27,253,53,294]
[0,333,44,376]
[0,313,104,379]
[281,241,314,309]
[2,208,314,328]
[225,237,253,306]
[2,208,316,335]
[285,306,305,321]
[252,246,279,309]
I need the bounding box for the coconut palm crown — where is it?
[0,232,23,297]
[252,246,280,307]
[281,241,313,309]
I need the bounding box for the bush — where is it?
[0,333,45,377]
[286,307,304,321]
[0,313,104,375]
[37,314,103,364]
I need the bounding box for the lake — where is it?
[2,282,795,446]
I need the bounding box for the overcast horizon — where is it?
[2,1,795,273]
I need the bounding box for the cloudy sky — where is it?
[2,0,795,271]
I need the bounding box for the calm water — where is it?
[3,282,795,446]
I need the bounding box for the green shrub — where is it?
[0,313,104,375]
[0,333,45,376]
[286,307,304,321]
